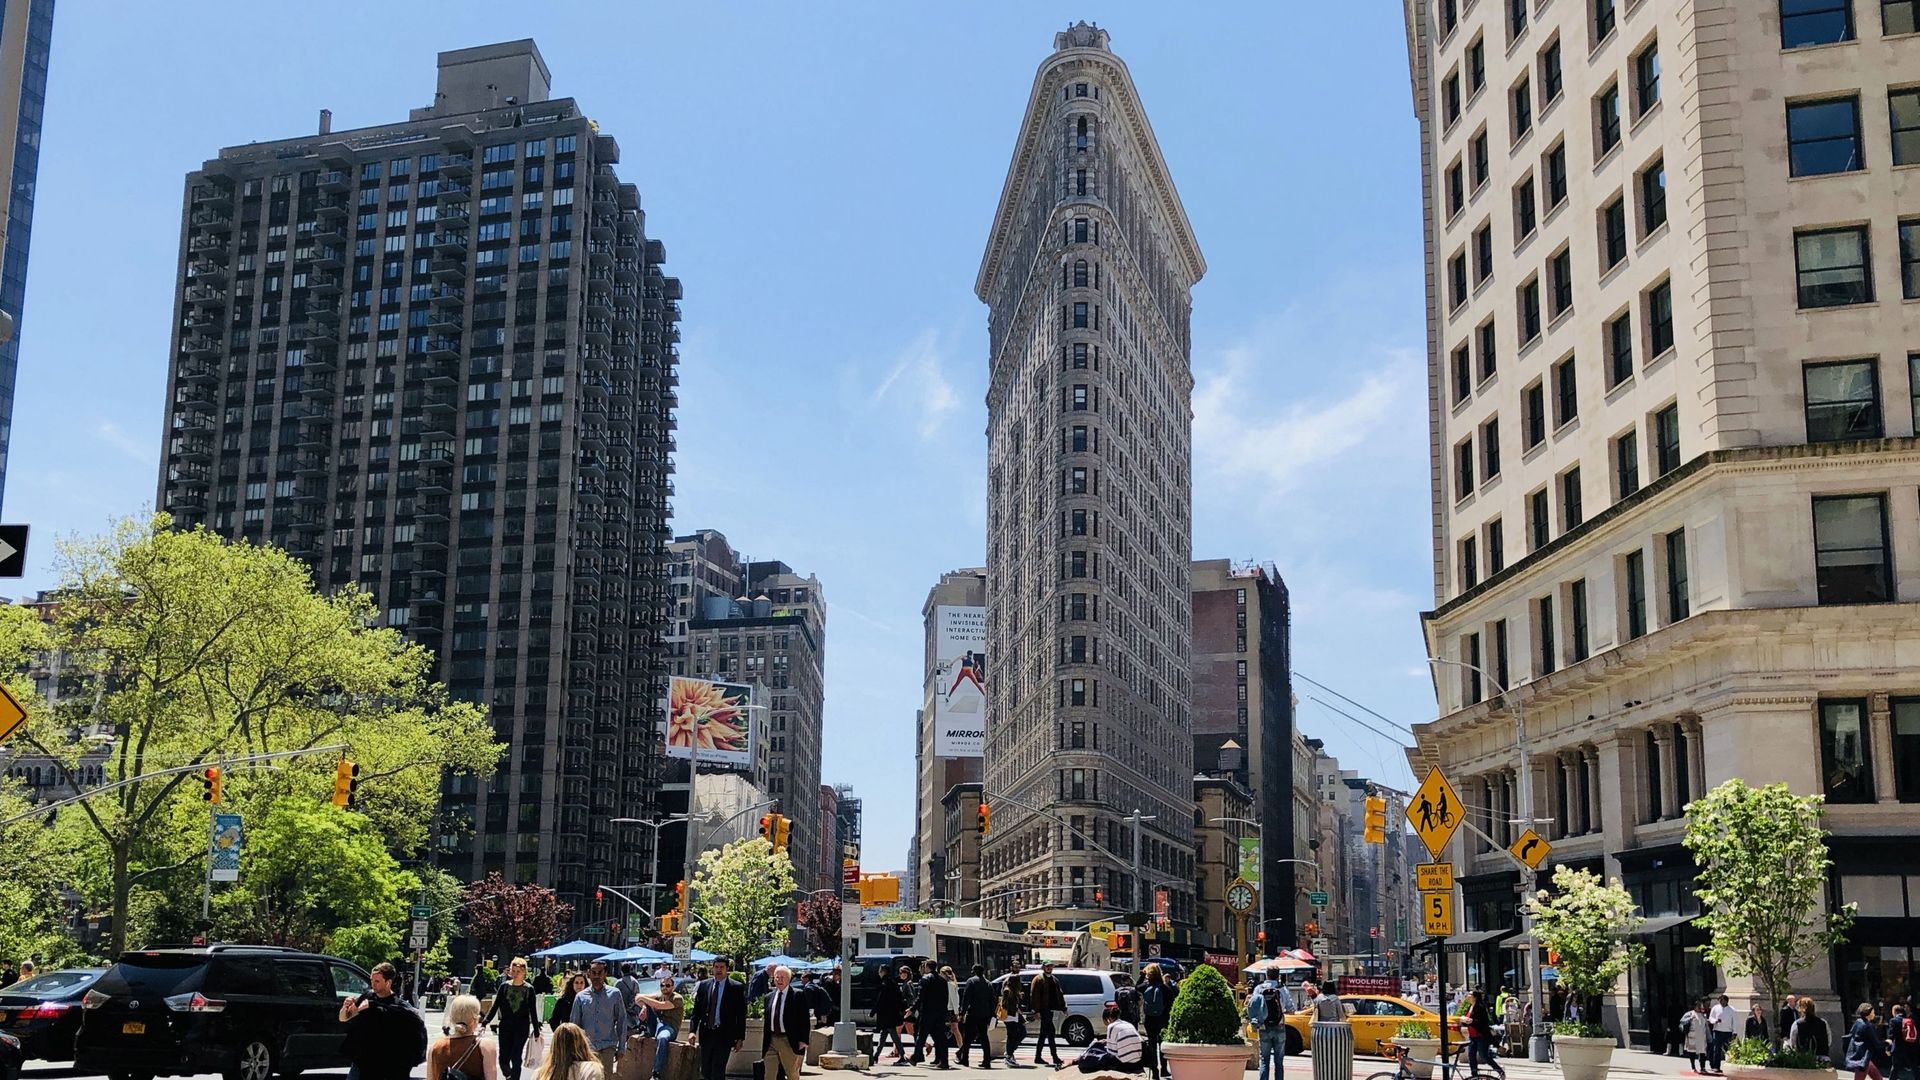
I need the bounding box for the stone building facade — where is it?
[977,21,1207,929]
[1403,0,1920,1042]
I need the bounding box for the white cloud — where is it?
[94,420,151,463]
[869,329,960,440]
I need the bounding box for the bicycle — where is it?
[1365,1041,1506,1080]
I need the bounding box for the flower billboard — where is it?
[665,675,755,766]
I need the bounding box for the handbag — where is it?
[523,1030,546,1071]
[444,1038,481,1080]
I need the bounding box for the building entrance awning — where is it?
[1444,927,1517,949]
[1630,913,1699,937]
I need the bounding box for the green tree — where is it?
[211,799,417,951]
[690,837,796,962]
[1683,779,1854,1026]
[0,778,91,967]
[8,516,501,953]
[328,922,404,971]
[1521,866,1645,1028]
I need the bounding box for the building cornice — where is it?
[975,47,1206,301]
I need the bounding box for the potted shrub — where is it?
[1522,866,1645,1080]
[1159,963,1248,1080]
[1722,1036,1832,1080]
[1389,1020,1441,1079]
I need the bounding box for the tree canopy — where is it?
[690,837,796,962]
[461,873,573,963]
[1522,866,1645,1015]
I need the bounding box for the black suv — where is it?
[74,945,373,1080]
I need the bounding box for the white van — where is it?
[995,966,1134,1046]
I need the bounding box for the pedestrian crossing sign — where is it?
[1407,766,1465,859]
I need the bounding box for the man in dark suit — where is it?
[761,965,815,1080]
[689,958,748,1080]
[917,960,953,1070]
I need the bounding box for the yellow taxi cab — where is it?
[1283,995,1457,1057]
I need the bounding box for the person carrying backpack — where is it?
[1139,965,1175,1080]
[1886,1004,1918,1080]
[1246,974,1291,1080]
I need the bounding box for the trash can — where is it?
[1312,1021,1354,1080]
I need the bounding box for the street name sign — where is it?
[1407,766,1466,858]
[1308,890,1329,907]
[1509,829,1551,870]
[1421,891,1456,936]
[410,904,433,921]
[0,683,25,744]
[1415,862,1456,892]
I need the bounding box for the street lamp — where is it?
[611,815,692,917]
[1428,654,1552,1063]
[1210,815,1264,962]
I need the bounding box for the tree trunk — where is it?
[110,842,131,957]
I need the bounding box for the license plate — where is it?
[122,1021,146,1035]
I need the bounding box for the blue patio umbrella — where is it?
[534,939,616,960]
[603,946,674,964]
[752,953,811,970]
[688,948,719,963]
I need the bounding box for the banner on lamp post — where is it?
[1238,837,1261,885]
[209,813,243,883]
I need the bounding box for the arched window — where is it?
[1073,260,1089,287]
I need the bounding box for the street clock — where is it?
[1225,878,1256,915]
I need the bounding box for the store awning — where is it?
[1443,927,1517,950]
[1629,913,1699,937]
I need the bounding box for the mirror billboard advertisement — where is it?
[933,605,986,758]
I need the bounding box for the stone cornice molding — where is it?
[975,47,1206,302]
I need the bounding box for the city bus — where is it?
[846,918,1033,1022]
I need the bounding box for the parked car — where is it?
[73,944,372,1080]
[0,966,107,1061]
[996,966,1133,1047]
[0,1029,22,1080]
[1283,994,1454,1057]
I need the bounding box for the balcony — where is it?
[303,296,339,319]
[310,246,344,270]
[429,253,467,280]
[168,460,210,487]
[291,454,327,476]
[438,202,470,222]
[431,231,470,257]
[436,183,472,206]
[173,383,216,411]
[190,208,232,233]
[298,321,339,343]
[297,422,332,450]
[306,271,341,295]
[425,336,461,360]
[413,524,449,550]
[165,490,207,515]
[188,234,228,257]
[317,170,351,193]
[583,320,611,346]
[416,498,451,521]
[183,284,225,309]
[440,155,473,181]
[427,307,463,334]
[169,435,213,462]
[421,389,457,413]
[587,242,613,268]
[183,312,221,335]
[181,336,221,358]
[180,357,220,385]
[188,260,228,287]
[310,224,345,247]
[313,197,347,222]
[299,377,336,402]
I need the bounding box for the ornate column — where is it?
[1685,716,1707,807]
[1558,753,1579,838]
[1870,693,1897,804]
[1654,726,1679,821]
[1582,745,1603,835]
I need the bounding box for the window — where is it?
[1821,699,1874,803]
[1540,39,1563,103]
[1450,251,1469,309]
[1444,72,1462,126]
[1463,633,1483,704]
[1795,226,1873,307]
[1562,467,1584,529]
[1455,438,1476,497]
[1594,0,1617,41]
[1570,578,1591,660]
[1519,277,1542,342]
[1788,97,1863,176]
[1460,536,1479,589]
[1634,41,1661,115]
[1441,0,1460,34]
[1813,493,1892,604]
[1549,247,1573,316]
[1902,219,1920,299]
[1530,487,1552,549]
[1913,354,1920,433]
[1640,157,1667,233]
[1655,404,1682,475]
[1624,549,1647,639]
[1895,89,1920,165]
[1487,517,1506,574]
[1781,0,1855,47]
[1893,699,1920,803]
[1890,0,1920,34]
[1803,359,1883,441]
[1616,429,1641,498]
[1471,130,1491,188]
[1524,382,1547,447]
[1537,594,1557,675]
[1478,320,1498,379]
[1468,36,1486,92]
[1554,355,1579,425]
[1544,142,1568,207]
[1516,176,1538,238]
[1453,344,1473,403]
[1666,528,1690,621]
[1597,84,1622,154]
[1482,417,1502,479]
[1511,0,1530,37]
[1608,311,1635,386]
[1474,223,1495,283]
[1514,77,1534,140]
[1448,161,1466,217]
[1647,279,1674,356]
[1601,195,1628,268]
[1493,619,1510,689]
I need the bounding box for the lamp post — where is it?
[1428,655,1551,1063]
[611,815,691,918]
[1210,815,1261,964]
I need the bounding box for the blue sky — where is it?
[10,3,1435,873]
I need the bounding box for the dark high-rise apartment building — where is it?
[1190,559,1295,946]
[0,0,54,509]
[154,41,680,915]
[977,23,1205,928]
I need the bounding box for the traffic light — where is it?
[1363,795,1387,844]
[331,759,359,808]
[1094,888,1105,904]
[1257,930,1267,947]
[773,815,791,852]
[1304,921,1319,936]
[759,814,774,842]
[977,802,992,834]
[674,881,686,910]
[200,767,223,804]
[596,888,605,903]
[658,912,681,935]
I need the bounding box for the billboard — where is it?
[932,605,986,758]
[665,676,755,767]
[1238,837,1261,885]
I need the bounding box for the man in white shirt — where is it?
[1075,1003,1145,1074]
[1708,994,1736,1072]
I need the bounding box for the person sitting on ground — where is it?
[1074,1002,1145,1074]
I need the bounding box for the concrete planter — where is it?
[1553,1034,1617,1080]
[724,1018,764,1076]
[1724,1065,1837,1080]
[1392,1037,1442,1078]
[1161,1041,1253,1080]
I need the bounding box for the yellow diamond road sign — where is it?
[1407,766,1465,859]
[0,683,26,744]
[1510,828,1552,870]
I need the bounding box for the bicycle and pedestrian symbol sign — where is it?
[1407,765,1465,858]
[1509,828,1552,870]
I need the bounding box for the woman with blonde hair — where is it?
[427,993,501,1080]
[536,1022,604,1080]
